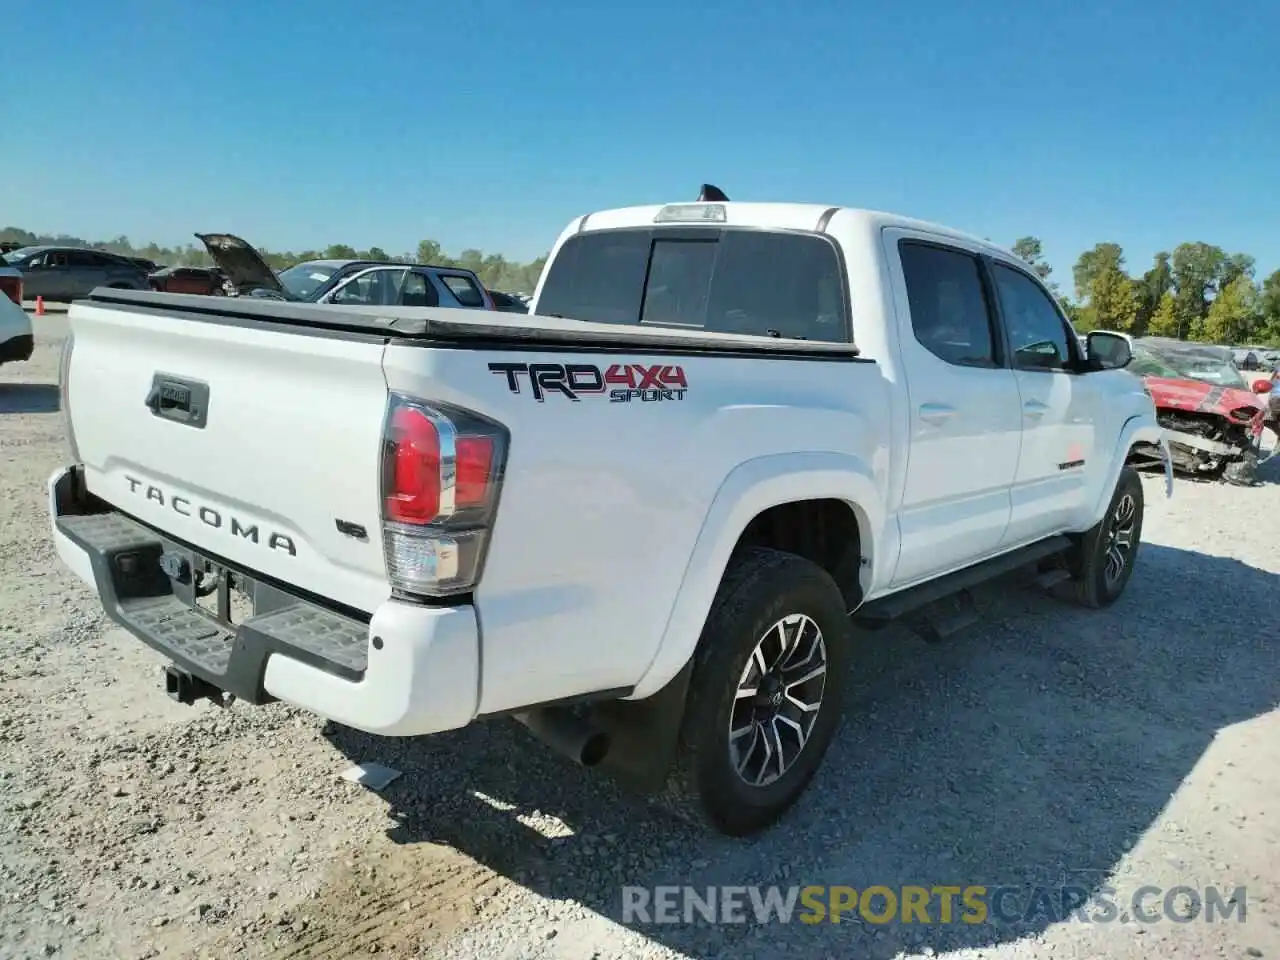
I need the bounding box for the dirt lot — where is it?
[2,315,1278,960]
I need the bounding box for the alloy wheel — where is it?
[728,613,828,788]
[1104,493,1137,585]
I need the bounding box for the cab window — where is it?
[991,263,1076,371]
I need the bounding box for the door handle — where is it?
[918,403,956,426]
[1023,400,1050,419]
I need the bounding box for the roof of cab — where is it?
[576,201,1004,258]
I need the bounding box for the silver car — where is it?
[0,245,150,302]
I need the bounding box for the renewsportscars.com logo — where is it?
[621,883,1248,927]
[488,361,688,403]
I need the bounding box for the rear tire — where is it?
[656,548,852,836]
[1062,467,1144,609]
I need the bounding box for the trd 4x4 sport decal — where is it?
[488,362,688,403]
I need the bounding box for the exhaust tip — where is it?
[514,707,612,768]
[579,732,611,767]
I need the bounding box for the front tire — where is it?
[1064,466,1144,608]
[658,548,852,836]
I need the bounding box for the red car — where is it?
[1128,338,1271,485]
[147,265,228,296]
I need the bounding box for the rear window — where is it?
[536,228,848,342]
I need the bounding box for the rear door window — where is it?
[439,273,486,308]
[330,268,407,305]
[537,228,849,342]
[898,242,999,368]
[399,271,439,307]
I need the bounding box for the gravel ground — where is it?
[2,314,1278,960]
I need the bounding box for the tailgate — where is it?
[64,299,391,613]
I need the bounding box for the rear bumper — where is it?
[48,465,479,736]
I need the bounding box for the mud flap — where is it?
[589,658,694,794]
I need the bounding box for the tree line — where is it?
[1010,237,1280,347]
[4,223,1277,346]
[0,227,548,295]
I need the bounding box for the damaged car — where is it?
[1127,337,1271,485]
[193,233,495,310]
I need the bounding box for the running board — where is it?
[1033,567,1072,591]
[854,535,1073,627]
[910,589,979,644]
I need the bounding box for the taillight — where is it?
[0,274,22,306]
[380,394,508,598]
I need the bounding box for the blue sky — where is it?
[4,0,1278,285]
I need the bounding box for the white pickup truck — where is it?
[48,195,1170,836]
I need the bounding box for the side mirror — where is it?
[1086,331,1132,370]
[1252,379,1273,395]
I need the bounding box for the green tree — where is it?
[1011,236,1053,284]
[455,248,485,273]
[1134,252,1172,336]
[1200,274,1260,344]
[1171,242,1227,339]
[1094,269,1141,333]
[1073,242,1124,301]
[1073,243,1138,333]
[1147,291,1179,337]
[1058,295,1082,327]
[1220,252,1256,290]
[416,239,443,265]
[1258,269,1280,345]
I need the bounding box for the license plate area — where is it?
[160,548,255,627]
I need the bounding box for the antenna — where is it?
[697,184,729,202]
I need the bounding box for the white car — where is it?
[0,267,33,366]
[47,191,1169,836]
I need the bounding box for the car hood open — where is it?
[195,233,286,296]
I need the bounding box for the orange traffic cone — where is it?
[35,296,45,316]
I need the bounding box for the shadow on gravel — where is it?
[326,543,1279,959]
[0,382,60,414]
